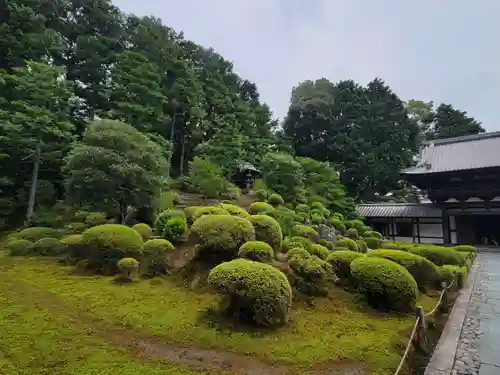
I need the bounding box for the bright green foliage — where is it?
[346,228,359,239]
[208,259,292,327]
[34,238,64,256]
[247,215,283,251]
[330,218,346,233]
[117,257,140,281]
[267,193,284,206]
[132,223,153,241]
[409,246,463,266]
[10,227,62,242]
[238,241,274,263]
[364,231,383,240]
[335,238,359,252]
[355,240,368,253]
[455,245,477,253]
[363,237,382,250]
[192,206,229,222]
[249,202,274,215]
[186,157,233,199]
[351,257,418,312]
[219,203,250,218]
[345,220,365,233]
[6,239,34,256]
[295,204,309,213]
[263,207,296,237]
[367,250,441,290]
[64,119,169,219]
[327,250,364,282]
[183,206,204,225]
[259,152,306,204]
[155,209,186,234]
[81,224,144,274]
[282,236,313,253]
[288,254,333,296]
[143,239,175,276]
[255,189,268,200]
[162,217,188,243]
[311,213,326,225]
[60,234,85,260]
[427,103,484,140]
[286,247,310,260]
[319,239,335,250]
[440,265,467,288]
[190,215,255,260]
[308,244,330,260]
[291,225,319,242]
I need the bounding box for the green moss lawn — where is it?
[0,252,439,375]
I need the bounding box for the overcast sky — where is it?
[114,0,500,131]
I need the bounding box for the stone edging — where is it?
[423,256,479,375]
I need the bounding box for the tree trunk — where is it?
[179,129,186,175]
[26,141,41,221]
[166,105,177,178]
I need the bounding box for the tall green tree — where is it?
[426,103,484,140]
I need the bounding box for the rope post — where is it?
[415,306,428,353]
[439,281,451,313]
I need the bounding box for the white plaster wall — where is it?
[451,231,457,244]
[419,223,443,238]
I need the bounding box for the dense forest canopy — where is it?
[0,0,485,228]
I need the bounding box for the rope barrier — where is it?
[392,280,455,375]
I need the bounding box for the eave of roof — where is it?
[357,203,442,218]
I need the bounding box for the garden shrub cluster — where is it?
[10,227,62,242]
[6,239,34,256]
[288,252,333,296]
[142,239,175,276]
[247,215,283,251]
[219,203,250,218]
[132,223,153,241]
[238,241,274,263]
[326,250,363,283]
[409,246,463,266]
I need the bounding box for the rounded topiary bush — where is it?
[162,216,188,243]
[440,265,467,288]
[291,225,319,242]
[366,249,441,290]
[335,237,359,252]
[11,227,62,242]
[143,238,175,276]
[288,254,333,296]
[6,239,34,256]
[282,236,313,253]
[248,215,282,251]
[319,239,335,250]
[455,245,477,253]
[364,230,383,240]
[155,209,186,234]
[249,202,274,215]
[356,240,368,253]
[363,237,382,250]
[238,241,274,263]
[311,214,326,225]
[295,204,309,213]
[286,247,311,260]
[351,257,418,312]
[117,257,140,281]
[267,193,284,206]
[255,189,268,201]
[346,228,359,239]
[219,203,250,218]
[330,218,346,233]
[34,238,65,256]
[344,220,365,232]
[190,215,255,261]
[81,224,144,274]
[308,244,330,260]
[327,250,363,283]
[208,259,292,327]
[409,246,463,266]
[60,234,85,260]
[132,223,153,241]
[192,206,229,222]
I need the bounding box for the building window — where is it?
[395,222,413,237]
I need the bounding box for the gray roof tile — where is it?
[403,131,500,174]
[357,203,442,218]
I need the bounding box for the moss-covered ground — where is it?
[0,252,440,375]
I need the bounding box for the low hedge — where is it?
[248,215,283,251]
[190,215,255,260]
[282,236,313,253]
[409,246,463,266]
[238,241,274,263]
[291,225,319,242]
[219,203,250,218]
[440,265,467,288]
[308,244,330,260]
[455,245,477,253]
[363,237,382,250]
[335,237,359,252]
[249,202,274,215]
[132,223,153,241]
[208,259,292,327]
[351,257,418,312]
[326,250,363,283]
[366,249,441,290]
[34,238,65,256]
[10,227,62,242]
[6,239,34,256]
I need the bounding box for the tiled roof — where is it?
[357,203,442,218]
[403,131,500,174]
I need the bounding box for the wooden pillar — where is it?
[411,218,416,244]
[416,217,421,244]
[442,211,450,245]
[391,217,396,241]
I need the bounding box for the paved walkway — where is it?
[453,252,500,375]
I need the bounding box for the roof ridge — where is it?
[425,131,500,146]
[357,203,436,206]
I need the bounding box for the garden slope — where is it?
[0,253,438,375]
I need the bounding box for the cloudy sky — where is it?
[114,0,500,131]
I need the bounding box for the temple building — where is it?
[357,132,500,245]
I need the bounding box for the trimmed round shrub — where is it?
[351,257,418,312]
[249,202,274,215]
[219,203,250,218]
[335,237,359,252]
[291,225,319,242]
[310,201,325,210]
[295,204,309,213]
[34,238,65,256]
[282,236,313,253]
[143,238,175,275]
[364,237,382,250]
[191,206,229,222]
[440,265,467,288]
[190,215,255,260]
[248,215,282,251]
[155,209,186,234]
[132,223,153,241]
[345,220,365,232]
[286,247,310,260]
[263,208,295,238]
[268,193,284,206]
[81,224,144,274]
[455,245,477,253]
[238,241,274,263]
[327,250,363,282]
[117,257,140,281]
[311,214,326,225]
[356,239,368,253]
[366,249,441,290]
[60,234,85,260]
[288,254,332,296]
[208,259,292,327]
[409,246,463,266]
[319,239,335,250]
[380,241,398,250]
[255,189,267,201]
[11,227,62,242]
[162,217,188,243]
[346,228,359,239]
[364,230,382,240]
[332,212,344,221]
[183,206,204,224]
[330,218,346,233]
[6,239,34,256]
[308,244,330,260]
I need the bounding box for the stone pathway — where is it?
[453,252,500,375]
